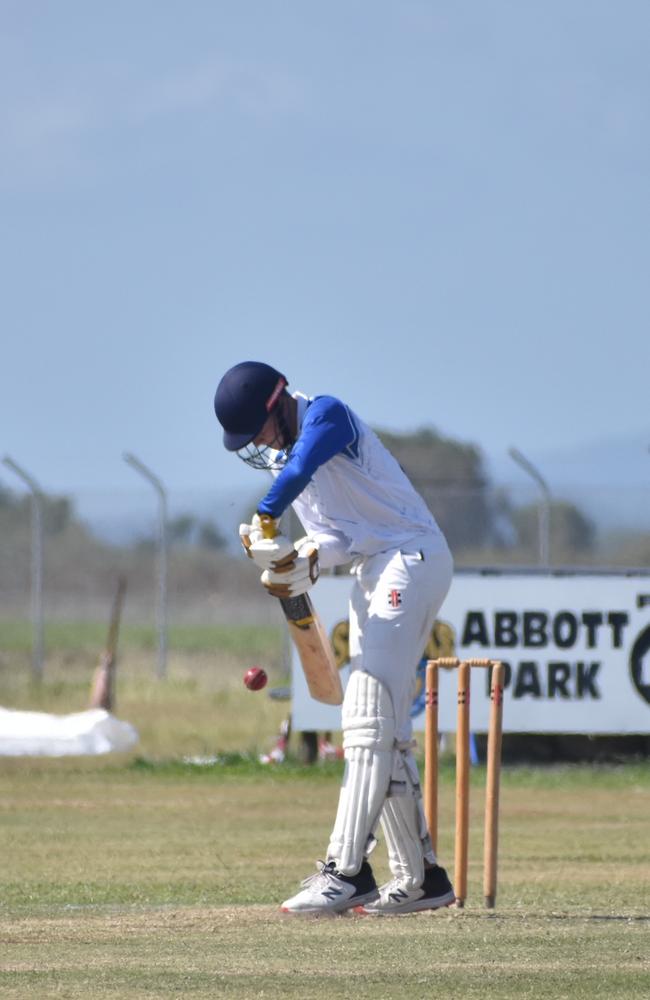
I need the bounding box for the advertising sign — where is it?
[291,570,650,734]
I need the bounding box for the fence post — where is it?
[508,447,551,566]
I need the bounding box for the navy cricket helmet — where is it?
[214,361,288,452]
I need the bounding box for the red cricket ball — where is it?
[244,666,268,691]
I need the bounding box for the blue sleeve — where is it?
[257,396,357,518]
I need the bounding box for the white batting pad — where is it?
[380,747,436,889]
[326,671,395,874]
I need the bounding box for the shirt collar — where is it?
[292,391,312,433]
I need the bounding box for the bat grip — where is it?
[259,513,277,539]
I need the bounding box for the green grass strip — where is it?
[0,620,282,655]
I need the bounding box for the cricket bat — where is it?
[276,591,343,705]
[256,517,343,706]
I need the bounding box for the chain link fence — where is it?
[2,480,648,760]
[1,483,648,628]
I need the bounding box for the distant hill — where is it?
[75,486,258,550]
[486,429,650,531]
[69,431,650,543]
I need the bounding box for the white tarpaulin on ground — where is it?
[0,707,139,756]
[291,570,650,735]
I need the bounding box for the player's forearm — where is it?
[257,463,312,518]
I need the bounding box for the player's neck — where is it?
[282,395,298,444]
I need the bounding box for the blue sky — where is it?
[2,1,649,504]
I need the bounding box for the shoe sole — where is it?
[354,889,456,916]
[280,889,379,916]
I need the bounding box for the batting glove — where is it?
[261,538,320,598]
[239,515,296,571]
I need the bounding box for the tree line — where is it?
[376,427,596,561]
[0,426,639,565]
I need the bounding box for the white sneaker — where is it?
[356,864,455,915]
[281,860,379,915]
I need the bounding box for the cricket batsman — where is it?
[214,361,455,915]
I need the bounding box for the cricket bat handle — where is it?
[259,513,278,539]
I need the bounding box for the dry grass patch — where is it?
[1,905,649,999]
[1,648,649,998]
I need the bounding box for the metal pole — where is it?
[508,447,551,567]
[2,457,45,681]
[123,453,168,678]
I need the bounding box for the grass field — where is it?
[1,624,650,998]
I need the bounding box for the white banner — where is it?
[291,571,650,734]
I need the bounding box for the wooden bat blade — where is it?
[279,593,343,706]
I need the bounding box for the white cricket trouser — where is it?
[326,534,453,876]
[348,535,453,742]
